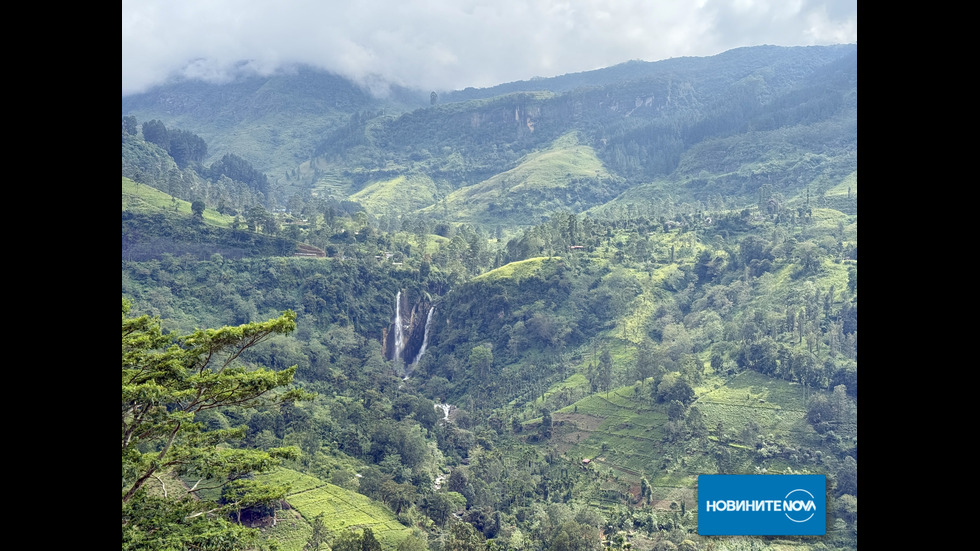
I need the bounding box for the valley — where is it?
[122,44,856,551]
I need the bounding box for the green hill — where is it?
[122,176,232,226]
[122,177,302,260]
[254,468,412,551]
[349,172,440,217]
[426,132,624,226]
[552,370,847,515]
[124,45,857,222]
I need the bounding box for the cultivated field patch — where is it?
[255,468,411,550]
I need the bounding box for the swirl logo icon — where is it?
[783,488,817,523]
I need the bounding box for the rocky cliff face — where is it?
[382,290,434,366]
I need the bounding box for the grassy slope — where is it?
[122,177,234,227]
[255,468,411,551]
[551,370,829,513]
[472,256,556,283]
[426,132,612,226]
[349,173,439,217]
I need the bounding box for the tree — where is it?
[209,153,270,195]
[422,491,465,526]
[361,527,382,551]
[795,241,822,275]
[168,128,208,167]
[396,533,429,551]
[141,119,169,148]
[686,406,707,437]
[122,115,138,136]
[598,349,613,394]
[667,400,686,421]
[739,234,771,267]
[330,529,364,551]
[540,407,553,439]
[191,200,206,219]
[806,394,833,425]
[414,218,430,255]
[245,205,270,232]
[655,372,694,405]
[305,513,327,551]
[122,299,310,546]
[469,344,493,379]
[836,456,857,496]
[446,518,485,551]
[831,384,851,422]
[122,493,261,550]
[548,520,599,551]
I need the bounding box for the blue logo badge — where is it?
[698,474,826,535]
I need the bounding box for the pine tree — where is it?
[122,299,311,547]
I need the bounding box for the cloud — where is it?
[122,0,856,96]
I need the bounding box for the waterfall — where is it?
[411,307,435,367]
[434,403,452,421]
[393,291,404,363]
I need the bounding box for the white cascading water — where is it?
[393,291,404,363]
[411,307,435,367]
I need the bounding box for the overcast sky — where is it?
[122,0,856,97]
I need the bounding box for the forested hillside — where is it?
[123,44,855,225]
[122,44,856,551]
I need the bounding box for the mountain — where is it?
[122,65,430,182]
[123,44,856,229]
[122,44,857,551]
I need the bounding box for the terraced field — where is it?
[551,370,831,514]
[255,468,412,551]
